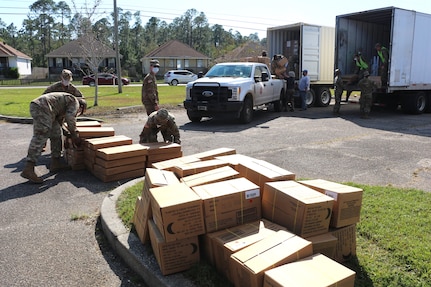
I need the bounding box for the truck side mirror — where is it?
[261,72,269,82]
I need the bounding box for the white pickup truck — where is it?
[183,62,285,123]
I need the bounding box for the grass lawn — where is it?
[0,83,186,118]
[117,182,431,287]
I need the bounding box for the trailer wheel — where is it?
[401,92,427,114]
[239,97,253,124]
[306,90,315,107]
[315,87,332,107]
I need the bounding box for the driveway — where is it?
[1,102,430,286]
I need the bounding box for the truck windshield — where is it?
[206,65,252,78]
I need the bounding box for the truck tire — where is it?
[315,87,332,107]
[239,97,253,124]
[401,92,427,114]
[186,111,202,123]
[306,90,315,107]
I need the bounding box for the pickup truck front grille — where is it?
[190,83,232,103]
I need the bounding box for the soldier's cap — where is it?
[303,69,308,73]
[363,71,370,77]
[155,108,169,124]
[375,43,381,48]
[288,71,295,77]
[61,69,73,80]
[150,59,160,67]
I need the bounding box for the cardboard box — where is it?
[215,154,255,169]
[192,177,261,233]
[135,168,180,243]
[75,120,102,127]
[181,166,239,187]
[208,219,286,281]
[305,232,338,259]
[237,159,296,191]
[230,230,313,287]
[330,224,357,263]
[96,144,149,161]
[263,253,356,287]
[299,179,363,228]
[190,147,236,160]
[92,168,145,182]
[133,196,148,243]
[151,155,201,171]
[76,126,115,138]
[93,161,145,176]
[85,135,133,150]
[148,219,200,276]
[150,182,205,242]
[262,181,334,237]
[95,156,146,169]
[172,158,228,177]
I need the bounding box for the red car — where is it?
[82,73,130,86]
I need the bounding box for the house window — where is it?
[184,59,190,68]
[168,59,174,68]
[176,59,182,69]
[197,59,204,68]
[55,58,63,68]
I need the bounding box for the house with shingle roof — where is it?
[0,42,32,78]
[45,34,117,80]
[141,40,210,76]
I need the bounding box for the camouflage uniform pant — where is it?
[333,88,343,113]
[359,93,373,116]
[26,103,63,163]
[139,126,181,144]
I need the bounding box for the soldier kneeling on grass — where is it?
[139,108,181,144]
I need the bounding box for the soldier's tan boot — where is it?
[50,157,70,172]
[20,161,43,184]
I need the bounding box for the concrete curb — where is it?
[100,178,197,287]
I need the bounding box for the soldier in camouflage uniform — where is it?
[21,92,86,183]
[139,108,181,144]
[141,59,160,116]
[358,71,376,119]
[333,69,346,116]
[44,69,83,97]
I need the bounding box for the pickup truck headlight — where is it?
[186,87,191,100]
[229,87,240,101]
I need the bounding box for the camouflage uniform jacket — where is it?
[140,112,180,144]
[32,92,81,138]
[141,73,159,106]
[358,77,376,96]
[43,82,83,98]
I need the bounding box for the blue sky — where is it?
[1,0,430,39]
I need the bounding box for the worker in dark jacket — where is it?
[21,92,86,183]
[333,68,346,116]
[139,108,181,144]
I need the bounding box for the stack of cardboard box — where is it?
[131,149,361,286]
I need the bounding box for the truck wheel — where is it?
[306,90,315,107]
[239,97,253,124]
[187,111,202,122]
[401,92,427,114]
[315,87,331,107]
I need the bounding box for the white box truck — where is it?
[335,6,431,114]
[267,23,335,107]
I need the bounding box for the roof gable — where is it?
[46,34,116,58]
[0,42,32,60]
[144,40,210,59]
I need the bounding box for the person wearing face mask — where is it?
[44,69,83,98]
[142,59,160,116]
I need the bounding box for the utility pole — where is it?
[114,0,122,93]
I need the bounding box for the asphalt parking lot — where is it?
[0,101,430,286]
